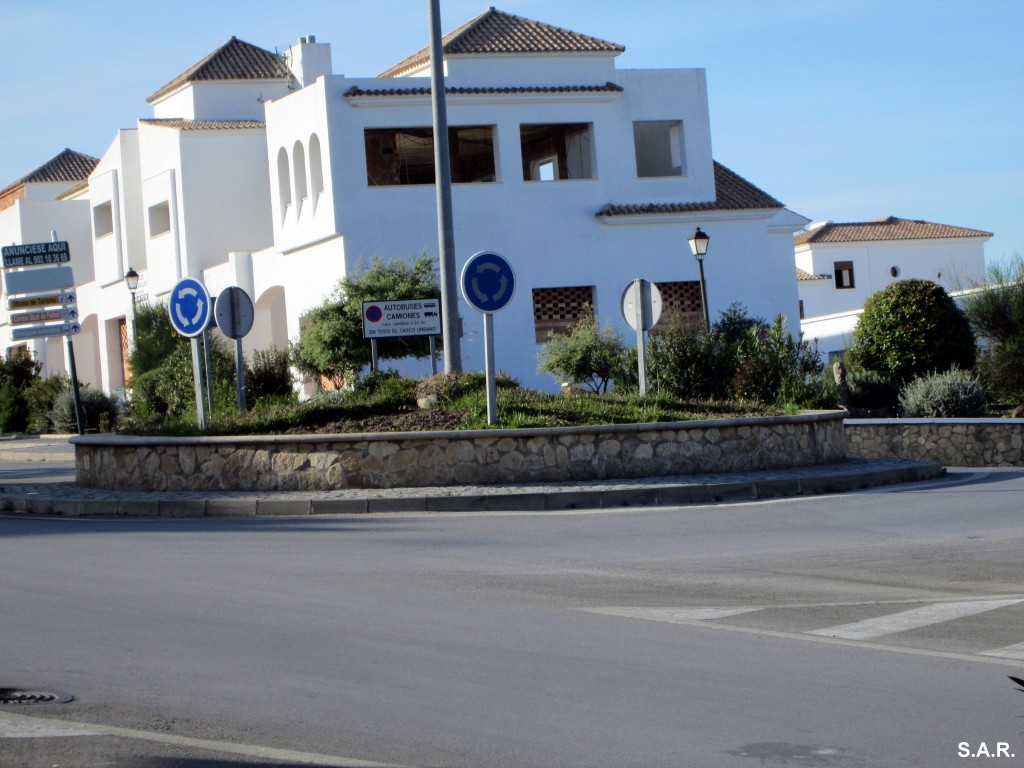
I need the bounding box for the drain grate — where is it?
[0,689,73,705]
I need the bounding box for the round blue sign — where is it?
[460,251,516,314]
[168,277,212,337]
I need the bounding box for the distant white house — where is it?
[1,8,811,396]
[796,216,991,361]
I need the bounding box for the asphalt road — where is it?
[2,468,1023,767]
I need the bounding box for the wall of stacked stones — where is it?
[846,419,1024,467]
[73,412,846,492]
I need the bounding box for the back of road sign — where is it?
[215,286,254,340]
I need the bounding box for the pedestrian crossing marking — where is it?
[807,599,1023,641]
[979,641,1024,661]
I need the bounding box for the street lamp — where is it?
[124,267,139,343]
[688,227,710,328]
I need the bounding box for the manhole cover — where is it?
[0,689,73,705]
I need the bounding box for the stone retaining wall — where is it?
[846,418,1024,467]
[72,411,846,492]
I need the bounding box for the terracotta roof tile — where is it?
[794,216,992,245]
[13,148,99,185]
[140,118,266,130]
[344,82,623,97]
[147,37,290,104]
[596,162,783,217]
[379,7,624,78]
[796,268,830,281]
[0,148,99,204]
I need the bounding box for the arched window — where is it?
[309,134,325,207]
[293,140,308,215]
[277,148,291,222]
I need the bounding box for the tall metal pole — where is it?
[697,259,710,329]
[428,0,462,372]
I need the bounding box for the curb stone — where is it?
[0,459,946,518]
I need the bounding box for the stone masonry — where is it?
[73,412,846,492]
[846,418,1024,467]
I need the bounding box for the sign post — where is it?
[168,277,213,429]
[621,279,663,396]
[215,286,255,412]
[460,251,516,425]
[2,239,83,434]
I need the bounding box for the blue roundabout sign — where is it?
[168,277,212,337]
[460,251,516,314]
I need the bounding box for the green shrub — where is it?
[732,316,829,408]
[899,368,987,418]
[850,280,976,383]
[49,386,120,432]
[846,369,900,411]
[0,379,29,433]
[537,305,627,393]
[647,316,734,400]
[246,346,295,403]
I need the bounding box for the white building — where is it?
[2,8,810,396]
[796,216,991,361]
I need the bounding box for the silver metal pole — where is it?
[483,312,497,425]
[634,279,648,396]
[428,0,462,373]
[191,337,208,430]
[235,337,247,413]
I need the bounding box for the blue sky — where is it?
[3,0,1021,264]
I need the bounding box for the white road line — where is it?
[587,606,762,622]
[979,641,1024,660]
[0,717,99,739]
[807,600,1023,640]
[0,711,405,767]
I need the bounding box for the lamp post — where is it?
[124,267,139,343]
[688,227,710,328]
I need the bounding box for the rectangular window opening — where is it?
[532,285,595,343]
[834,261,855,289]
[520,123,593,181]
[93,201,114,239]
[364,126,496,186]
[148,201,171,238]
[633,120,684,177]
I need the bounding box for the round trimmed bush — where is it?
[850,279,976,383]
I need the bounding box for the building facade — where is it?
[2,8,809,396]
[796,216,991,361]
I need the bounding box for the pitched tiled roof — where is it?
[344,82,623,97]
[147,37,290,104]
[596,162,784,218]
[140,118,266,130]
[10,148,98,186]
[796,268,830,281]
[794,216,992,245]
[0,148,99,206]
[379,7,624,78]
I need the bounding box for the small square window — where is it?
[633,120,684,177]
[93,202,113,239]
[148,201,171,237]
[834,261,855,289]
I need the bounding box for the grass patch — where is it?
[118,374,786,436]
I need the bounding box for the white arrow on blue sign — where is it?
[168,277,212,337]
[460,251,516,314]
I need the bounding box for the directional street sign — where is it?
[11,322,81,341]
[362,298,442,338]
[3,265,75,296]
[460,251,516,314]
[7,292,76,311]
[11,308,78,326]
[168,277,212,337]
[2,241,71,268]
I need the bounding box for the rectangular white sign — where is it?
[362,298,442,338]
[11,308,78,326]
[4,265,75,295]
